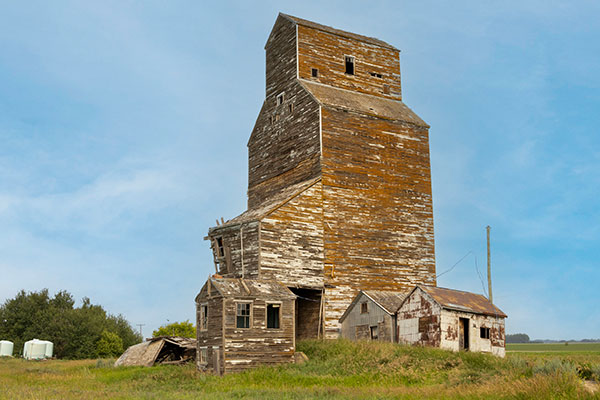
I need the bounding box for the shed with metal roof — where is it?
[397,285,507,357]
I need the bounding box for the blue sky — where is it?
[1,1,598,340]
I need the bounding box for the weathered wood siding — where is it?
[260,181,324,288]
[340,293,395,342]
[208,222,260,279]
[222,297,295,373]
[321,106,436,337]
[196,287,224,372]
[397,288,442,347]
[297,24,402,100]
[248,18,321,208]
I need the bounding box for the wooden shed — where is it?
[195,277,296,374]
[397,286,507,357]
[339,290,408,342]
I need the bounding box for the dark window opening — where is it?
[370,325,378,340]
[480,327,490,339]
[419,316,432,333]
[216,237,224,257]
[288,103,294,113]
[236,303,251,328]
[345,56,355,75]
[360,302,368,314]
[199,348,207,364]
[267,304,280,329]
[383,84,390,94]
[370,72,382,78]
[311,68,318,78]
[275,114,280,122]
[269,116,274,125]
[277,93,285,105]
[200,304,208,330]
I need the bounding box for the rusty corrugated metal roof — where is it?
[419,285,507,318]
[363,290,409,314]
[281,13,399,51]
[300,81,429,127]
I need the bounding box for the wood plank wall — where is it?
[321,106,436,337]
[260,181,324,288]
[248,19,321,208]
[222,297,295,373]
[208,222,260,279]
[297,25,402,100]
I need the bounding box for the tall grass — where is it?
[1,339,598,399]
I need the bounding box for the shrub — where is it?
[97,330,123,358]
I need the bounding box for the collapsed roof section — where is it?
[114,336,196,367]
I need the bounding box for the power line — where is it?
[436,251,473,279]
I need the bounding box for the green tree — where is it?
[152,320,195,338]
[0,289,142,359]
[506,333,530,343]
[97,330,124,358]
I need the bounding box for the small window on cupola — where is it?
[311,68,318,78]
[277,93,285,105]
[345,56,355,75]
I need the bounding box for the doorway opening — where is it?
[289,288,322,340]
[459,318,470,351]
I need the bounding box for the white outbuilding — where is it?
[397,285,507,357]
[23,339,54,360]
[0,340,14,357]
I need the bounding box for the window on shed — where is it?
[199,347,207,364]
[480,327,490,339]
[277,92,285,105]
[345,56,355,75]
[236,303,251,328]
[419,316,432,333]
[215,237,224,257]
[360,302,368,314]
[266,303,280,329]
[311,68,318,78]
[199,304,208,331]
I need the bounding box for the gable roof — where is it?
[364,290,409,314]
[209,177,321,231]
[339,290,409,323]
[300,80,429,127]
[196,278,296,301]
[280,13,398,51]
[416,285,507,318]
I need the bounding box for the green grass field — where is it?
[1,340,599,399]
[508,342,600,353]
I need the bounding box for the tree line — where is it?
[0,289,142,359]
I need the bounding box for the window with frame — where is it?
[236,302,251,328]
[199,347,207,364]
[480,327,490,339]
[266,303,280,329]
[277,92,285,105]
[199,304,208,331]
[311,68,318,78]
[360,302,368,314]
[215,237,224,257]
[345,56,355,75]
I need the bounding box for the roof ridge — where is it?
[279,13,399,51]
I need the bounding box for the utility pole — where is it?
[486,225,493,303]
[136,324,145,338]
